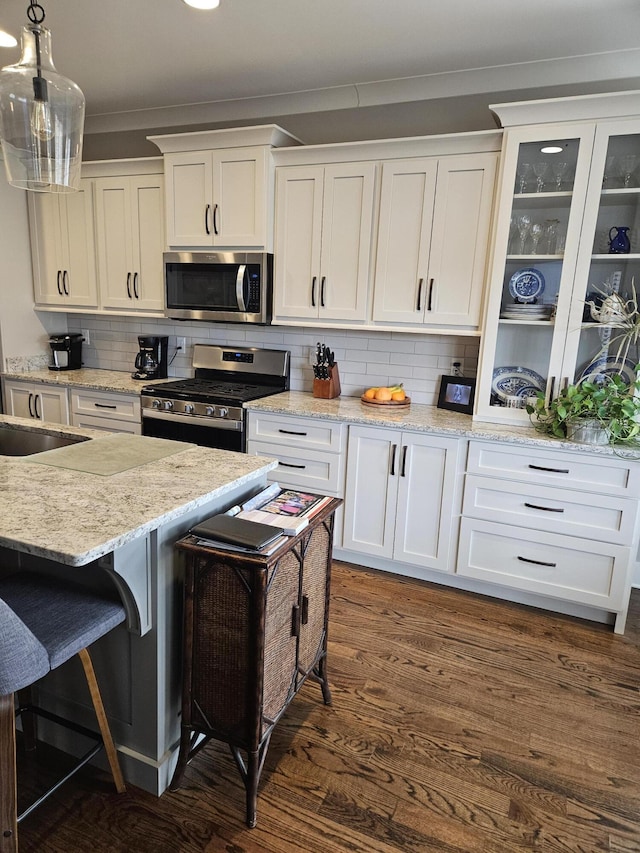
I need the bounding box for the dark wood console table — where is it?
[169,498,341,827]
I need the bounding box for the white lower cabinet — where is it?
[458,440,640,632]
[342,425,463,572]
[246,412,346,544]
[70,389,141,434]
[3,379,70,424]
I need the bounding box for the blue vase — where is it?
[609,226,631,254]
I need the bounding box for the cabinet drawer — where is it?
[248,413,345,453]
[247,440,345,494]
[71,389,141,422]
[463,474,638,545]
[70,413,141,434]
[467,440,640,497]
[457,517,628,608]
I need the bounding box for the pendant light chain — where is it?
[27,2,46,25]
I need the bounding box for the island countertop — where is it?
[0,415,276,566]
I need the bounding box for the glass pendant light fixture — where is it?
[182,1,221,9]
[0,1,85,192]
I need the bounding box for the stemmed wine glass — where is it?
[603,155,618,189]
[515,162,532,194]
[532,162,549,193]
[550,161,568,191]
[543,219,560,254]
[530,222,543,254]
[516,214,531,254]
[620,154,638,188]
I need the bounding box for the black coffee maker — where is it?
[49,333,84,371]
[132,335,169,381]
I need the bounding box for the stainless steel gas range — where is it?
[140,344,290,452]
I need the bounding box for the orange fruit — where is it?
[363,387,377,399]
[375,387,392,401]
[391,390,406,401]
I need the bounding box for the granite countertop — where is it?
[245,391,640,460]
[1,367,172,395]
[0,415,277,566]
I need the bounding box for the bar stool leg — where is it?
[77,649,125,794]
[0,693,18,853]
[16,688,36,752]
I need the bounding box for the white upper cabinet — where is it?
[164,146,267,248]
[476,92,640,424]
[373,153,498,328]
[29,180,98,309]
[149,126,301,251]
[95,174,164,312]
[274,162,376,321]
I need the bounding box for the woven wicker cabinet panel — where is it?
[170,498,340,828]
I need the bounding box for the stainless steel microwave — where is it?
[164,252,273,324]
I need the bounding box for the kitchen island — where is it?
[0,415,277,795]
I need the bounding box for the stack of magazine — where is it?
[190,484,333,554]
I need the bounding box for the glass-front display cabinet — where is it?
[476,113,640,423]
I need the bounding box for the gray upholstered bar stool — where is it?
[0,572,127,853]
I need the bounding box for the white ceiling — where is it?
[2,0,640,139]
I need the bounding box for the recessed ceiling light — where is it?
[0,31,17,48]
[182,0,220,8]
[540,145,564,154]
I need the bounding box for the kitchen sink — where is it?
[0,425,89,457]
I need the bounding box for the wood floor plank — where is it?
[15,561,640,853]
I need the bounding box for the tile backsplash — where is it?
[65,315,479,406]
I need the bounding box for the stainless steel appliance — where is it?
[132,335,169,381]
[49,333,84,371]
[164,252,272,325]
[140,344,290,451]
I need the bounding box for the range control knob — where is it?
[151,399,161,409]
[184,403,194,414]
[162,400,173,411]
[205,405,215,417]
[218,407,229,418]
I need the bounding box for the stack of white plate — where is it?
[500,303,553,320]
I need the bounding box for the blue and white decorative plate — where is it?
[508,268,545,303]
[492,366,546,401]
[578,356,636,386]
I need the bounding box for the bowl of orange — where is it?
[360,384,411,408]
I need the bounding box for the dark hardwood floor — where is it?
[16,561,640,852]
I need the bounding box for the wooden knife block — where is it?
[313,364,341,399]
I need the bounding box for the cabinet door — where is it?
[273,165,324,319]
[372,159,437,323]
[425,154,497,326]
[297,520,331,682]
[95,178,134,309]
[213,146,267,247]
[318,162,375,321]
[164,151,213,246]
[30,181,98,308]
[263,550,300,726]
[394,433,461,572]
[131,176,165,311]
[562,118,640,384]
[342,426,400,559]
[4,381,68,423]
[475,123,597,423]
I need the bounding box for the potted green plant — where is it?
[526,370,640,446]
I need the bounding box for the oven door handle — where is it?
[142,410,243,431]
[236,264,247,312]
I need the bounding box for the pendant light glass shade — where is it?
[0,24,85,192]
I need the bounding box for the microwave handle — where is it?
[236,264,247,312]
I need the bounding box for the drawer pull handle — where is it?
[528,464,570,474]
[94,402,118,410]
[278,429,307,436]
[517,555,557,568]
[278,462,306,469]
[524,502,565,513]
[301,594,309,625]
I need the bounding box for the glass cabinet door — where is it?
[563,120,640,388]
[476,124,595,421]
